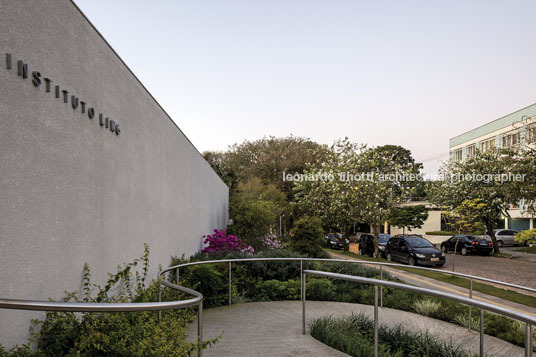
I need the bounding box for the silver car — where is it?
[493,229,525,247]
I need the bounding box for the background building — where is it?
[0,0,228,346]
[449,103,536,231]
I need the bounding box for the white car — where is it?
[493,229,525,247]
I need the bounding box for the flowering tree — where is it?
[201,229,254,255]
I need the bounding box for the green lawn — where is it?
[515,245,536,254]
[327,248,536,308]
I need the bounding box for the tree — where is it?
[356,145,423,257]
[388,205,429,234]
[289,216,325,257]
[294,140,422,257]
[443,199,484,271]
[228,177,287,250]
[293,139,365,237]
[429,149,524,254]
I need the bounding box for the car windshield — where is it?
[378,234,390,243]
[406,237,433,248]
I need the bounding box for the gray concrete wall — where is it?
[0,0,228,346]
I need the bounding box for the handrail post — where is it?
[529,324,533,357]
[480,309,484,356]
[374,285,379,357]
[198,302,203,357]
[525,323,531,357]
[302,271,306,335]
[228,261,232,306]
[469,278,473,331]
[380,266,383,308]
[158,283,162,323]
[176,268,180,284]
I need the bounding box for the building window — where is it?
[466,144,476,158]
[502,130,520,148]
[480,138,495,152]
[527,123,536,144]
[453,149,462,161]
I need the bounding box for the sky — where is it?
[74,0,536,174]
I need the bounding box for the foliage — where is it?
[2,245,217,357]
[515,228,536,244]
[310,314,474,357]
[289,216,325,257]
[201,229,254,255]
[228,177,286,250]
[388,205,429,234]
[428,148,528,253]
[412,299,441,317]
[260,233,283,249]
[294,139,422,257]
[425,231,458,236]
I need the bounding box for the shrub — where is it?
[413,299,441,317]
[306,279,337,301]
[289,216,325,257]
[515,229,536,244]
[201,229,254,255]
[311,314,474,357]
[261,234,283,249]
[1,245,218,356]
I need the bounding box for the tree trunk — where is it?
[487,223,500,254]
[373,225,380,258]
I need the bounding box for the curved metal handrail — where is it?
[2,256,536,357]
[303,270,536,357]
[165,257,536,295]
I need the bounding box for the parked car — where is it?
[326,233,344,250]
[359,233,392,257]
[440,235,493,256]
[385,235,445,267]
[493,229,525,247]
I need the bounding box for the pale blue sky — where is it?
[75,0,536,173]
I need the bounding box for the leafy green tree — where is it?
[355,145,423,257]
[289,216,325,257]
[293,139,365,236]
[443,199,484,271]
[388,205,429,234]
[228,177,287,250]
[428,149,524,254]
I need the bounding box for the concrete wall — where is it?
[0,0,228,346]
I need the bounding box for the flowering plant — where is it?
[201,229,254,255]
[261,234,283,249]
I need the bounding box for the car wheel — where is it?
[497,240,503,248]
[408,257,415,266]
[461,247,468,256]
[387,253,393,262]
[441,245,447,253]
[524,240,529,247]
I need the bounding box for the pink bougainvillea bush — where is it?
[261,234,283,249]
[201,229,254,255]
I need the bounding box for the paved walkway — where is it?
[188,301,529,356]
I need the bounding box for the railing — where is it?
[0,280,205,356]
[303,270,536,357]
[165,257,536,357]
[2,257,536,357]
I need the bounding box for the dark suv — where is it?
[440,235,493,256]
[385,235,445,267]
[326,233,344,250]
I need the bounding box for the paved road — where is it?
[441,252,536,290]
[189,301,529,356]
[502,247,536,262]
